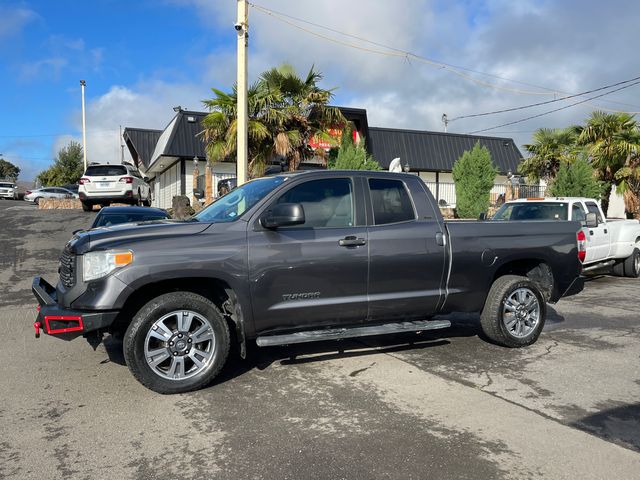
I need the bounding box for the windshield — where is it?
[193,176,287,223]
[0,183,16,188]
[492,202,569,221]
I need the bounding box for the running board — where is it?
[256,320,451,347]
[582,259,616,273]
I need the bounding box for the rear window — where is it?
[85,165,127,177]
[369,178,416,225]
[492,202,569,221]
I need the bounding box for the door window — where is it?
[368,178,415,225]
[572,204,586,222]
[276,178,354,228]
[585,202,603,223]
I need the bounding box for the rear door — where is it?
[584,201,611,262]
[248,176,369,334]
[365,177,446,321]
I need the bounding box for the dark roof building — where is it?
[368,127,523,175]
[123,128,162,170]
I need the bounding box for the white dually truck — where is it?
[492,197,640,277]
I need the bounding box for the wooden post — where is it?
[205,163,213,204]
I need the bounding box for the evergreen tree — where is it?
[548,157,603,198]
[0,158,20,180]
[452,142,498,218]
[37,141,84,186]
[330,126,381,171]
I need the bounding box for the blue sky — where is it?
[2,1,639,181]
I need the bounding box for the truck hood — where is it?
[68,220,213,254]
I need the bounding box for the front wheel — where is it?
[123,292,230,394]
[480,275,546,348]
[623,247,640,278]
[81,201,93,212]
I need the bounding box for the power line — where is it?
[451,74,640,121]
[467,79,640,134]
[249,2,640,111]
[249,3,551,96]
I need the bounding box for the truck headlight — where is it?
[83,250,133,282]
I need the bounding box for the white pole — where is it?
[80,80,87,171]
[236,0,248,185]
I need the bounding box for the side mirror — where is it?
[143,177,150,183]
[260,203,305,229]
[585,212,598,228]
[478,212,487,221]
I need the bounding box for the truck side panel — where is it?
[442,220,582,312]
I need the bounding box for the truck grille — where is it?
[59,247,76,288]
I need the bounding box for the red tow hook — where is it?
[34,321,41,339]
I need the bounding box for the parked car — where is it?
[24,187,78,204]
[491,197,640,277]
[79,163,151,212]
[0,181,18,200]
[33,171,584,394]
[90,206,170,229]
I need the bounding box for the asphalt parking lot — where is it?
[1,200,639,479]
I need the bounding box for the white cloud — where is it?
[0,6,38,39]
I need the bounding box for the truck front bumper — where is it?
[32,277,119,340]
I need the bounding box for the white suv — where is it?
[79,164,151,212]
[0,182,18,200]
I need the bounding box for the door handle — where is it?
[339,236,366,247]
[435,232,446,247]
[604,229,608,234]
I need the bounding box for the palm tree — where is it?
[201,64,345,178]
[576,111,640,215]
[520,128,578,181]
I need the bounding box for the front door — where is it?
[584,201,611,262]
[248,177,368,334]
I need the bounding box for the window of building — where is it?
[368,178,415,225]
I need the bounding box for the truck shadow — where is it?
[102,307,566,387]
[570,402,640,452]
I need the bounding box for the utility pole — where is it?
[236,0,248,185]
[441,113,449,133]
[119,125,125,164]
[80,80,87,171]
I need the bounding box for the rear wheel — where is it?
[480,275,546,348]
[143,191,152,207]
[34,197,42,205]
[81,201,93,212]
[123,292,230,394]
[623,247,640,278]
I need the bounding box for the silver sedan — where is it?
[24,187,79,205]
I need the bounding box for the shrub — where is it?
[548,158,603,199]
[452,142,498,218]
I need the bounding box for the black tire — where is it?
[623,247,640,278]
[34,197,42,205]
[123,292,230,394]
[480,275,546,348]
[612,261,626,277]
[142,192,152,207]
[81,201,93,212]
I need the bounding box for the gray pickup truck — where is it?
[33,171,584,393]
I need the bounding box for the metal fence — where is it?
[423,182,547,208]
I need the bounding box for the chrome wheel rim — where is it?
[144,310,216,381]
[634,253,640,275]
[502,288,540,338]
